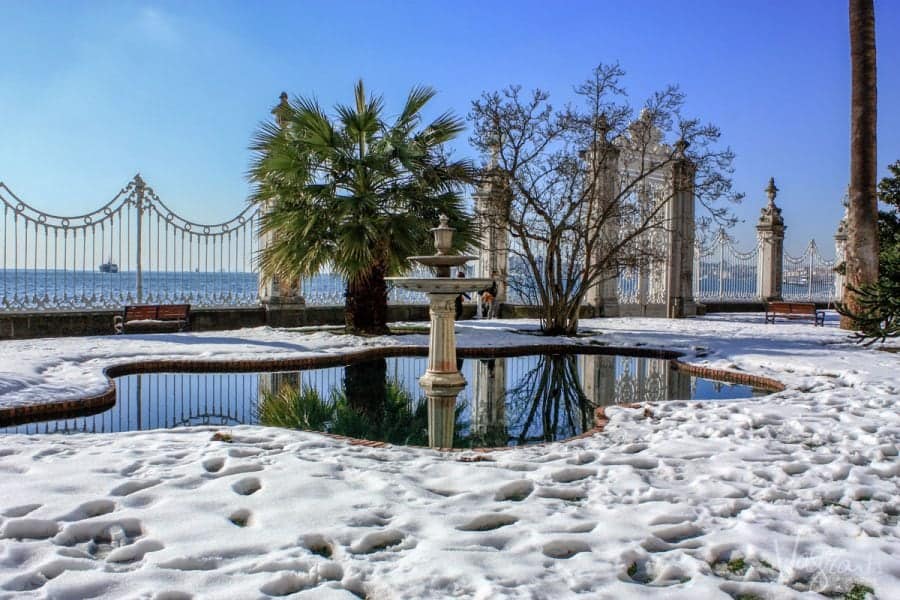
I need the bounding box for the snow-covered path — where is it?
[1,315,898,599]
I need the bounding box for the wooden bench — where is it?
[765,301,825,326]
[114,304,191,334]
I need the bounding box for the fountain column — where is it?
[421,293,465,448]
[421,294,466,389]
[386,215,493,448]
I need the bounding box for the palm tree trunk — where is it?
[345,259,390,334]
[344,358,388,425]
[843,0,879,329]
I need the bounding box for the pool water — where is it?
[5,354,766,446]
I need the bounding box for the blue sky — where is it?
[1,0,898,253]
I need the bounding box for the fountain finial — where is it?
[432,214,455,256]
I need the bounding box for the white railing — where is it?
[0,175,259,311]
[782,239,837,302]
[1,175,840,312]
[689,231,838,303]
[0,175,458,311]
[300,266,434,306]
[693,230,760,302]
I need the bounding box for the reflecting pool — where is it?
[5,353,767,446]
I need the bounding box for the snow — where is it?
[1,314,898,599]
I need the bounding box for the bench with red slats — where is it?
[114,304,191,334]
[764,301,825,327]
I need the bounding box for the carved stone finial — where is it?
[765,177,778,205]
[758,177,784,231]
[674,139,689,158]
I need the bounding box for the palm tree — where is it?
[250,81,475,334]
[843,0,879,329]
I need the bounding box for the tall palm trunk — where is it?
[843,0,879,329]
[344,358,388,424]
[345,259,390,334]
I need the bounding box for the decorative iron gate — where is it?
[0,175,260,310]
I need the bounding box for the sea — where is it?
[0,269,425,308]
[0,268,833,310]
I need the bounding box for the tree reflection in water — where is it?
[503,353,594,446]
[256,360,466,446]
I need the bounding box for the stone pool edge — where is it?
[0,344,785,433]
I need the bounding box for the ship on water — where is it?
[99,259,118,273]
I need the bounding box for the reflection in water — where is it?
[4,353,765,444]
[256,368,466,447]
[503,354,594,446]
[471,359,508,447]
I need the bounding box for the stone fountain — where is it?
[387,215,493,448]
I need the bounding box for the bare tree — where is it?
[469,64,740,335]
[842,0,879,330]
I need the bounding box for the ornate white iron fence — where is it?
[0,175,450,312]
[300,266,434,306]
[0,175,260,310]
[0,174,840,312]
[690,230,838,303]
[693,230,760,302]
[782,239,837,301]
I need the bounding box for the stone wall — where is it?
[0,301,831,340]
[0,304,430,340]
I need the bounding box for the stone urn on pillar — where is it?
[387,215,492,447]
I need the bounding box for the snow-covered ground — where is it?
[1,314,897,599]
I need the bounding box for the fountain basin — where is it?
[386,277,494,295]
[407,255,479,267]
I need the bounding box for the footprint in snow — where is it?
[2,504,42,518]
[641,522,706,553]
[346,509,392,527]
[1,518,60,540]
[228,509,252,528]
[299,533,333,558]
[259,573,315,597]
[110,479,162,497]
[550,467,596,483]
[535,486,587,501]
[58,499,116,522]
[494,480,534,502]
[349,529,407,554]
[457,513,518,532]
[231,477,261,496]
[542,539,591,559]
[202,457,225,473]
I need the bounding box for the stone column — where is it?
[579,354,618,405]
[584,116,621,317]
[756,178,786,301]
[420,293,466,390]
[471,358,507,443]
[420,292,465,448]
[259,92,304,325]
[427,396,457,449]
[665,140,697,318]
[834,193,849,302]
[665,365,692,401]
[473,149,510,303]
